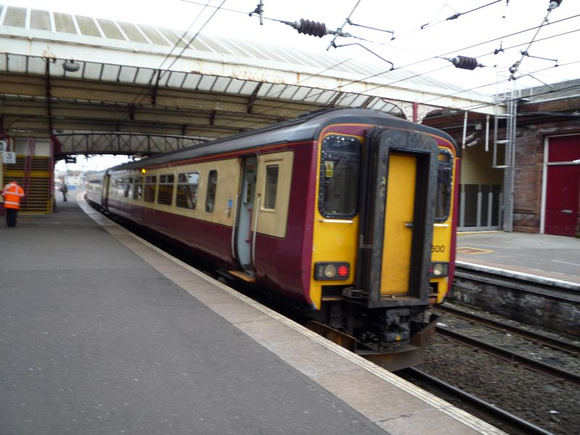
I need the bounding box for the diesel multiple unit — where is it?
[85,108,460,370]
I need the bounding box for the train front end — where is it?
[307,121,459,370]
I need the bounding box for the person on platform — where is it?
[1,179,25,227]
[60,182,68,202]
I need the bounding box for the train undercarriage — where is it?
[306,300,440,371]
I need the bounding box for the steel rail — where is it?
[436,327,580,386]
[436,304,580,354]
[401,368,553,435]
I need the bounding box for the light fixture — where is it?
[62,60,80,73]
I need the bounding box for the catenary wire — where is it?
[101,1,580,142]
[209,18,580,132]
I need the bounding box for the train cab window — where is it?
[157,174,175,206]
[144,175,157,203]
[132,176,143,200]
[205,170,218,213]
[435,150,454,222]
[319,135,361,218]
[264,165,279,210]
[176,172,199,210]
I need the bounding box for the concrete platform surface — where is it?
[457,231,580,286]
[0,194,504,435]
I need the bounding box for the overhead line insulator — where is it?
[448,55,482,70]
[290,19,328,38]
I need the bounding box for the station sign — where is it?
[2,151,16,164]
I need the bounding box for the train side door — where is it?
[235,156,258,273]
[358,129,439,308]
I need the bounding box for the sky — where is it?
[5,0,579,170]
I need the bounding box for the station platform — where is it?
[456,231,580,288]
[0,194,505,435]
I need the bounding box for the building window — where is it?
[157,174,175,206]
[206,170,217,213]
[176,172,199,210]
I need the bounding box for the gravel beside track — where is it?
[418,302,579,434]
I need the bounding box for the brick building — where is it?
[424,79,580,237]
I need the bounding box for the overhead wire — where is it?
[113,1,580,141]
[116,0,228,133]
[159,0,228,74]
[155,0,215,72]
[210,10,580,132]
[419,0,502,30]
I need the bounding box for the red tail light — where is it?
[314,262,350,281]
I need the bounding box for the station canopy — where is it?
[0,3,496,157]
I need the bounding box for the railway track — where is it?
[433,304,580,386]
[399,367,553,435]
[436,304,580,355]
[414,302,580,434]
[435,326,580,385]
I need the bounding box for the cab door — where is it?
[358,129,439,308]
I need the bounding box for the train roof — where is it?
[108,108,457,172]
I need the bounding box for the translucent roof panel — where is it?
[158,28,188,48]
[137,25,170,46]
[75,15,101,37]
[54,12,76,34]
[118,22,148,44]
[3,6,25,27]
[184,34,213,52]
[195,37,236,56]
[97,18,125,40]
[30,9,50,31]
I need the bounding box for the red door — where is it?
[545,136,580,236]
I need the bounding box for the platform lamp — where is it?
[62,60,80,73]
[548,0,562,11]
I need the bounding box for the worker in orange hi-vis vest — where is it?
[1,180,25,227]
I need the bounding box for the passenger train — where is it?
[85,108,460,370]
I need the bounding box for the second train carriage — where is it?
[85,108,460,370]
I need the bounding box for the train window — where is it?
[435,150,454,222]
[124,178,131,198]
[176,172,199,210]
[205,170,218,213]
[264,165,279,210]
[157,174,175,206]
[144,175,157,203]
[114,178,126,197]
[319,135,361,218]
[132,176,143,200]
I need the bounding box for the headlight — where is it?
[314,262,350,281]
[430,262,449,278]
